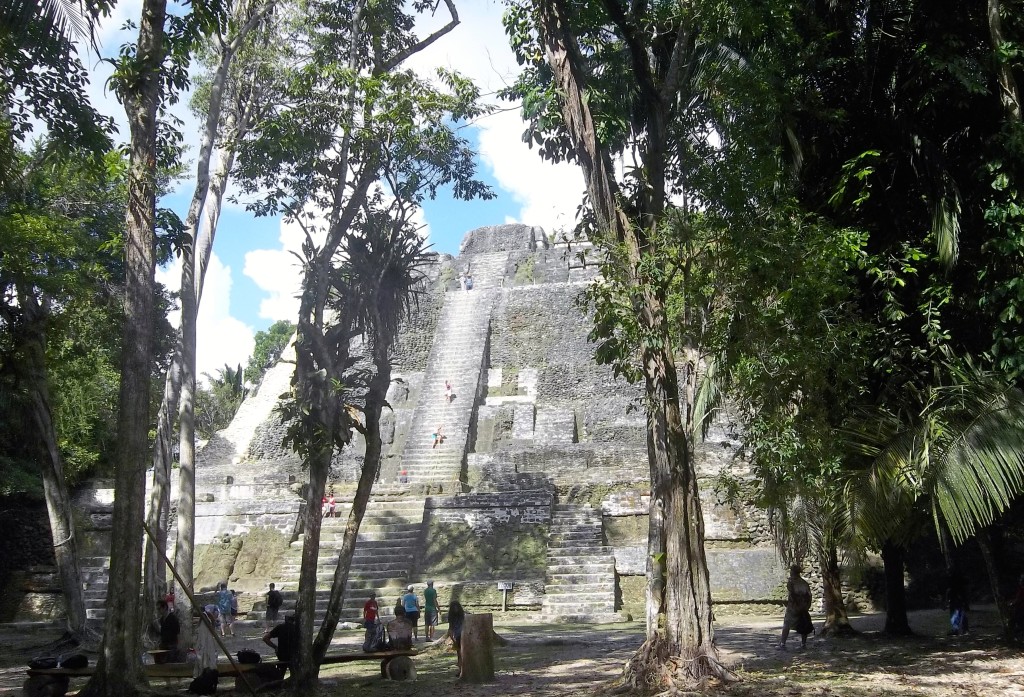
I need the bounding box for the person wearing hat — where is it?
[402,584,421,641]
[423,581,439,641]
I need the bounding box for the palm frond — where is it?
[0,0,92,48]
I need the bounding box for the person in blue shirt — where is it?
[402,585,421,641]
[216,582,234,637]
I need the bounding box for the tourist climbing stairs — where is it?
[397,252,509,489]
[541,503,619,622]
[276,497,426,626]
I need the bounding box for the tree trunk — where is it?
[988,0,1021,123]
[312,343,390,660]
[976,527,1012,638]
[819,543,854,635]
[81,2,165,693]
[143,344,179,619]
[293,441,331,689]
[20,295,89,637]
[881,540,912,635]
[536,0,723,686]
[147,5,268,626]
[173,221,198,654]
[461,613,494,683]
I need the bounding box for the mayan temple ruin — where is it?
[38,224,786,627]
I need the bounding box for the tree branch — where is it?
[378,0,460,73]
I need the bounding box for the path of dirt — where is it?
[1,607,1021,696]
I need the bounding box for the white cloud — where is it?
[242,215,312,322]
[406,1,585,238]
[156,253,255,383]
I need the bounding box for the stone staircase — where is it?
[541,503,619,622]
[275,497,425,625]
[81,556,110,624]
[196,340,297,485]
[397,252,508,487]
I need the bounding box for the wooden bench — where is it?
[23,650,419,695]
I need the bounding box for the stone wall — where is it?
[194,499,301,545]
[393,258,448,372]
[460,224,545,255]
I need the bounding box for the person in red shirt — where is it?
[362,590,379,629]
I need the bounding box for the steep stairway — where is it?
[275,497,426,625]
[81,556,110,625]
[397,252,508,487]
[541,503,619,622]
[196,340,297,484]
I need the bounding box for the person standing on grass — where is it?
[448,601,465,678]
[363,590,379,629]
[216,582,234,637]
[403,584,421,641]
[778,564,813,649]
[423,581,439,641]
[265,582,283,630]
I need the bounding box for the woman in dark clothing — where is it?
[448,601,465,678]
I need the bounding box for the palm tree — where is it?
[845,359,1024,634]
[0,0,97,48]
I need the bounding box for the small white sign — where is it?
[496,581,513,591]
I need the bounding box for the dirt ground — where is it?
[1,607,1022,696]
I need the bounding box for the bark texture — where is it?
[20,295,88,637]
[461,613,495,683]
[819,545,854,635]
[535,0,723,687]
[82,2,166,693]
[988,0,1021,123]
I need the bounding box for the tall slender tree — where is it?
[234,0,488,687]
[143,0,275,635]
[504,0,746,685]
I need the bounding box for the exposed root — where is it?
[618,635,739,694]
[820,620,857,638]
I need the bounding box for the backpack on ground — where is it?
[362,622,388,653]
[267,590,283,610]
[188,668,219,694]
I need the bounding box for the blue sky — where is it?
[88,1,584,378]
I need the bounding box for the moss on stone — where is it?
[617,575,645,620]
[514,256,536,285]
[605,515,648,547]
[194,527,290,592]
[558,482,641,510]
[418,520,548,579]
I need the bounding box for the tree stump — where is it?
[22,675,69,697]
[384,656,416,681]
[461,613,494,683]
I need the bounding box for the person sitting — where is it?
[263,614,300,679]
[387,608,414,650]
